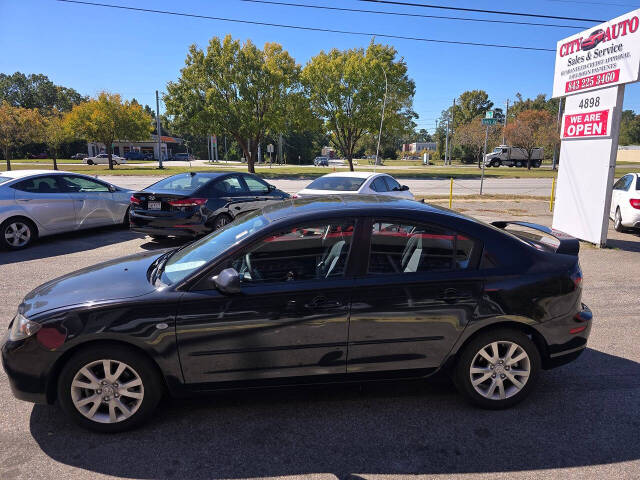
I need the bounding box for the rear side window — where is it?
[370,177,388,192]
[243,175,270,193]
[368,220,476,274]
[12,176,63,193]
[306,177,366,192]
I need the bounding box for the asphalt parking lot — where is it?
[1,199,639,480]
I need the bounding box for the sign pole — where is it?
[480,123,488,195]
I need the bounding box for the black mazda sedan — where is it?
[2,197,592,432]
[129,171,289,239]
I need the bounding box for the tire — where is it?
[454,328,540,409]
[515,161,523,168]
[1,217,37,250]
[614,208,624,232]
[213,213,233,230]
[533,161,541,168]
[491,160,501,167]
[87,160,94,165]
[57,344,163,433]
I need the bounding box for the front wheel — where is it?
[515,161,523,168]
[455,328,540,409]
[87,160,94,165]
[57,344,163,433]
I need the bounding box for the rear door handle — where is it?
[440,288,461,303]
[305,296,342,310]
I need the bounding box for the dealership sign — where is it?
[562,109,611,138]
[552,8,640,98]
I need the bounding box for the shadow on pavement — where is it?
[0,226,146,265]
[29,348,640,479]
[606,235,640,253]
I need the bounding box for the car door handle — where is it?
[16,198,32,202]
[305,297,342,310]
[440,288,462,303]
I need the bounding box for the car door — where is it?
[11,175,76,233]
[241,174,286,207]
[175,218,357,385]
[347,218,483,375]
[59,175,119,227]
[207,174,257,218]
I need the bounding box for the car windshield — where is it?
[493,147,502,153]
[306,176,366,191]
[160,211,269,285]
[146,173,212,193]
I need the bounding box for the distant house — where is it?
[321,146,336,159]
[87,134,183,160]
[402,142,437,153]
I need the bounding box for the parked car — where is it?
[123,151,146,160]
[26,153,48,159]
[143,153,155,160]
[610,173,640,232]
[295,172,413,199]
[1,196,592,432]
[313,156,329,166]
[129,171,289,239]
[172,153,194,161]
[71,153,88,160]
[0,170,131,249]
[84,153,127,165]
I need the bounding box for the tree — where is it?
[452,90,494,127]
[508,93,560,120]
[302,42,416,171]
[165,35,301,173]
[504,109,558,169]
[66,92,152,169]
[619,110,640,145]
[0,72,85,113]
[0,102,45,170]
[454,117,501,167]
[44,113,74,170]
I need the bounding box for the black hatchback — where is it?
[129,172,289,239]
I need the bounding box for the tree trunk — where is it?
[107,143,114,170]
[527,153,532,170]
[52,152,58,171]
[3,147,10,171]
[347,155,354,172]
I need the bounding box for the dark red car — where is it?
[581,29,605,51]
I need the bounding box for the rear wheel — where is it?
[614,208,624,232]
[1,217,36,250]
[57,344,163,433]
[455,328,540,409]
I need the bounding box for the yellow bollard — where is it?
[449,177,453,209]
[550,177,556,212]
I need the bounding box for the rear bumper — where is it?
[130,210,211,237]
[536,303,593,369]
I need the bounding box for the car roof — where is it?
[0,170,64,179]
[314,171,383,179]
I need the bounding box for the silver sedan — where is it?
[0,170,131,249]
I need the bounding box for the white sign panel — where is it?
[552,9,640,98]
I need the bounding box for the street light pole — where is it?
[374,66,388,174]
[156,90,163,169]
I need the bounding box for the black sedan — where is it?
[129,171,289,239]
[2,196,592,432]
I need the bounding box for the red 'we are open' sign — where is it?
[562,109,611,138]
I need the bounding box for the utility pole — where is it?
[213,135,218,161]
[278,133,283,164]
[375,66,388,173]
[480,123,489,195]
[503,98,509,145]
[444,117,450,166]
[155,90,163,169]
[448,98,455,165]
[552,98,562,170]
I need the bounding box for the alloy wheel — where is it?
[615,209,622,230]
[70,359,144,424]
[469,341,531,401]
[4,221,31,248]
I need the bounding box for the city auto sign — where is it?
[552,8,640,97]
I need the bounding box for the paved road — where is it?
[1,202,639,480]
[100,175,555,197]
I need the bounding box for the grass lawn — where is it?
[1,160,638,180]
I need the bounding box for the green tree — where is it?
[165,35,301,173]
[0,101,45,170]
[508,93,560,120]
[452,90,494,127]
[44,113,74,170]
[505,109,558,169]
[454,116,502,167]
[0,72,85,112]
[619,110,640,145]
[66,92,152,170]
[302,41,416,171]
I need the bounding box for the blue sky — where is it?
[1,0,639,133]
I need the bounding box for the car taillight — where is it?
[168,198,207,207]
[292,194,299,199]
[630,199,640,209]
[130,195,140,204]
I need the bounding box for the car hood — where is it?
[19,250,167,318]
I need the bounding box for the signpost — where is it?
[552,8,640,247]
[267,143,274,167]
[479,111,495,195]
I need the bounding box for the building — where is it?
[87,135,183,160]
[402,142,437,153]
[618,145,640,163]
[321,146,336,158]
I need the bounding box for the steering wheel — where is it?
[243,253,262,281]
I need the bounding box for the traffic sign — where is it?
[267,144,274,153]
[485,111,494,119]
[482,118,497,125]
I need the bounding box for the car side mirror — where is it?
[400,185,409,191]
[213,268,241,294]
[108,185,117,192]
[267,184,276,192]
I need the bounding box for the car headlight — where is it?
[9,313,41,341]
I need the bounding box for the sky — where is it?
[1,0,639,134]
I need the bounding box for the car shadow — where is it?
[0,226,145,265]
[606,236,640,253]
[29,348,640,478]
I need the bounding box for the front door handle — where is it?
[440,288,461,303]
[305,296,342,310]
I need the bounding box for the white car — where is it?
[84,153,127,165]
[295,172,414,199]
[610,172,640,232]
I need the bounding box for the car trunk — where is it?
[131,190,199,216]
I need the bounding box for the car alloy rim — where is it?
[4,222,31,247]
[469,341,531,401]
[615,211,621,228]
[70,359,144,424]
[217,216,229,227]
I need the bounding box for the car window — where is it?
[383,176,401,191]
[228,220,355,284]
[209,175,246,196]
[242,175,270,193]
[623,175,634,191]
[11,176,64,193]
[371,177,389,192]
[60,175,110,193]
[148,173,212,193]
[0,176,12,184]
[306,176,366,191]
[636,175,640,191]
[368,220,476,274]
